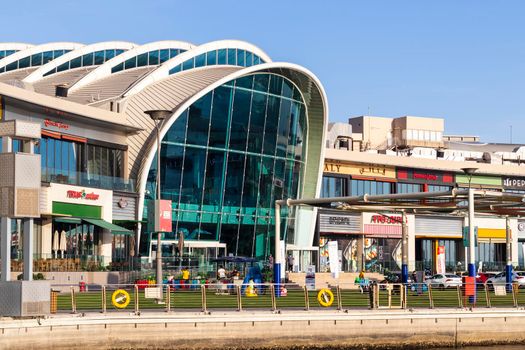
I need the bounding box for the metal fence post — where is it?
[402,284,407,309]
[270,284,277,312]
[70,286,77,314]
[485,283,491,308]
[336,285,342,311]
[201,284,207,313]
[457,285,463,308]
[166,285,171,313]
[134,284,139,315]
[428,284,434,309]
[236,285,242,312]
[303,285,310,311]
[512,283,518,308]
[101,285,106,314]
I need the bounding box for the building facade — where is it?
[320,116,524,274]
[0,40,327,274]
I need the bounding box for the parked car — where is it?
[425,274,462,289]
[486,271,525,289]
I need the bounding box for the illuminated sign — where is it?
[44,119,69,130]
[397,168,453,184]
[67,190,100,201]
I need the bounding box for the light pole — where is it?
[145,110,172,296]
[461,167,478,280]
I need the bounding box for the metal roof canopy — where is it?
[276,189,525,217]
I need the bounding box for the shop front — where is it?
[37,183,131,271]
[396,167,455,192]
[361,212,415,273]
[318,210,361,273]
[415,216,464,273]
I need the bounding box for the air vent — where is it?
[55,85,68,97]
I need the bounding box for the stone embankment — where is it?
[1,309,525,349]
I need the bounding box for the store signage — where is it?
[503,177,525,190]
[66,190,100,201]
[328,216,354,225]
[518,223,525,232]
[371,215,404,224]
[397,168,453,184]
[44,119,69,130]
[324,161,396,179]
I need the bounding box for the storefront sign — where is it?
[397,168,454,185]
[324,161,396,179]
[44,119,69,130]
[66,190,100,201]
[319,213,361,234]
[503,177,525,190]
[370,215,404,224]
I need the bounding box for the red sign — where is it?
[371,215,403,224]
[67,190,100,200]
[44,119,69,130]
[158,200,172,233]
[397,168,453,184]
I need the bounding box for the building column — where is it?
[23,219,34,280]
[356,235,364,272]
[1,217,12,281]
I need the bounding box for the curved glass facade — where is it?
[145,73,306,258]
[43,49,127,77]
[168,48,264,75]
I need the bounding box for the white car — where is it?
[425,274,462,289]
[486,271,525,288]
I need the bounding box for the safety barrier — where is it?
[51,282,525,314]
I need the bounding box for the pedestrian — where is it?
[268,254,274,267]
[287,254,294,272]
[217,265,227,281]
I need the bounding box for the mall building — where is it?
[0,40,327,275]
[319,116,525,274]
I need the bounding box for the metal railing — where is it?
[49,281,525,314]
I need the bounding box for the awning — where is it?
[82,218,133,235]
[54,217,82,224]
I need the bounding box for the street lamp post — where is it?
[145,110,172,297]
[461,167,478,280]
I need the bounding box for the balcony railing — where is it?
[42,168,135,192]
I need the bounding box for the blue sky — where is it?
[1,1,524,143]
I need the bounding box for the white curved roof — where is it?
[67,40,195,93]
[24,41,136,83]
[0,42,83,71]
[0,43,34,52]
[122,40,272,97]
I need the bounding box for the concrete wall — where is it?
[2,311,525,349]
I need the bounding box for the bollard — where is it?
[101,285,106,314]
[201,284,207,313]
[166,285,171,313]
[270,284,277,311]
[70,286,77,314]
[236,285,242,312]
[134,284,139,315]
[336,285,342,311]
[303,285,310,311]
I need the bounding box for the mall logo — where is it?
[67,190,100,201]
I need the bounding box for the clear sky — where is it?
[1,1,524,143]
